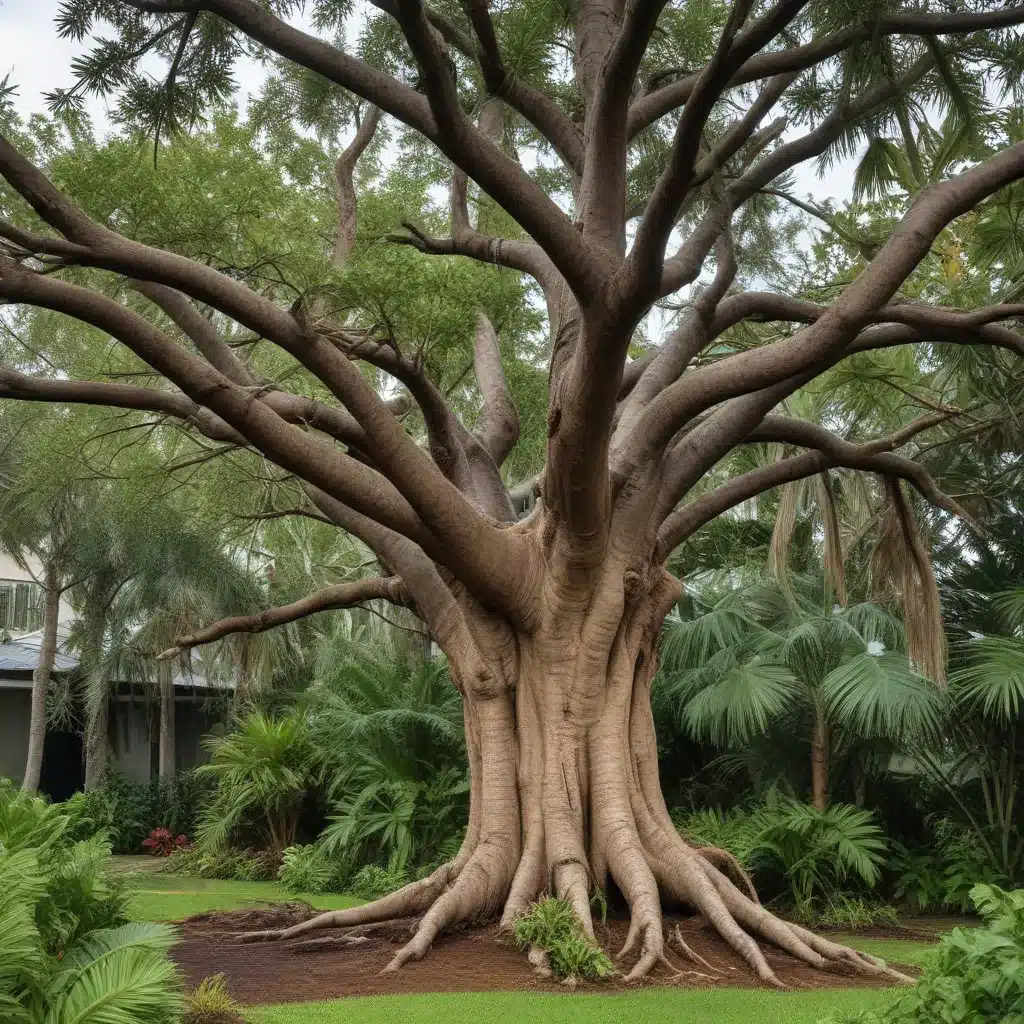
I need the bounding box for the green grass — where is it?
[833,935,936,968]
[250,987,900,1024]
[118,873,363,922]
[128,875,931,1021]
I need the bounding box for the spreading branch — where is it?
[156,575,408,658]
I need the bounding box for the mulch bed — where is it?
[170,903,919,1005]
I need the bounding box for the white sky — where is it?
[0,0,857,202]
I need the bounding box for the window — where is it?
[0,580,43,636]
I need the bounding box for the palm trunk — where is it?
[810,702,829,812]
[21,575,60,792]
[84,691,109,791]
[158,658,175,781]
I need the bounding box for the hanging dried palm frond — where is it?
[816,471,848,607]
[870,477,946,685]
[768,478,800,593]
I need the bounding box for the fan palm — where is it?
[659,575,941,810]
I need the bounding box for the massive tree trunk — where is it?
[241,565,904,985]
[158,658,175,782]
[21,573,60,793]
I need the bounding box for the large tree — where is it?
[2,0,1024,985]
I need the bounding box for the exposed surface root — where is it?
[671,924,721,974]
[235,859,461,944]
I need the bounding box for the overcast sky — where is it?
[0,0,858,201]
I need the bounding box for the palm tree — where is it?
[93,518,269,781]
[659,575,941,810]
[0,467,100,792]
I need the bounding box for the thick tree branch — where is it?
[659,57,935,296]
[628,5,1024,139]
[459,0,585,177]
[627,138,1024,467]
[0,135,529,594]
[334,104,382,267]
[471,311,519,466]
[656,412,962,557]
[157,575,408,658]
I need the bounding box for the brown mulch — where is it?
[170,905,919,1005]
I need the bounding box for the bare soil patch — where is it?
[170,904,919,1005]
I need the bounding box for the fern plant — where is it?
[0,782,184,1024]
[512,898,614,981]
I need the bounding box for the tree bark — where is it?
[84,692,109,791]
[21,574,60,793]
[240,573,906,986]
[158,658,176,781]
[810,701,829,813]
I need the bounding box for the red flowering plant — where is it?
[141,827,190,856]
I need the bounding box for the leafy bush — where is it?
[278,845,335,895]
[802,893,900,931]
[63,769,209,854]
[891,819,1011,913]
[0,785,130,952]
[162,846,280,882]
[141,827,190,857]
[512,898,615,981]
[349,864,408,901]
[184,973,248,1024]
[826,884,1024,1024]
[0,782,184,1023]
[196,711,315,855]
[308,650,469,874]
[673,794,887,918]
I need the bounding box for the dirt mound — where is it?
[184,902,316,933]
[170,904,919,1004]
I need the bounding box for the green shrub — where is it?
[164,846,205,876]
[512,898,615,981]
[798,893,900,931]
[62,770,210,854]
[891,819,1011,914]
[278,845,333,895]
[0,781,184,1024]
[184,973,247,1024]
[0,784,130,952]
[185,848,281,882]
[825,884,1024,1024]
[673,794,887,917]
[349,864,408,901]
[196,711,314,855]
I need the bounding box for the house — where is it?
[0,552,232,800]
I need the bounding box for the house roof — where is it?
[0,623,228,691]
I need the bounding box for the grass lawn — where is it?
[251,987,900,1024]
[130,873,928,1022]
[118,872,362,922]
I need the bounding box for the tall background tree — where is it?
[1,0,1024,985]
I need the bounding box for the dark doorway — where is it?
[41,729,84,801]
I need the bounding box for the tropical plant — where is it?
[184,973,247,1024]
[829,884,1024,1024]
[512,898,615,982]
[744,796,889,920]
[674,793,888,918]
[196,710,315,855]
[308,646,468,872]
[277,845,336,896]
[0,782,184,1024]
[659,575,940,809]
[141,828,189,857]
[348,864,409,902]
